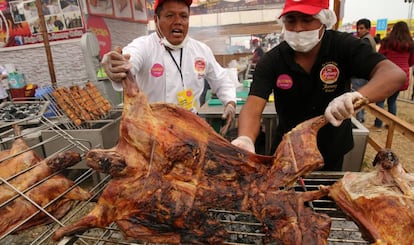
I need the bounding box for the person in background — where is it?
[41,1,50,15]
[53,16,64,30]
[101,0,236,128]
[46,17,54,32]
[0,65,9,102]
[374,21,414,128]
[231,0,405,171]
[351,18,377,123]
[374,33,381,45]
[412,65,414,101]
[251,39,264,64]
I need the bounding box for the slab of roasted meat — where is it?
[53,72,331,244]
[0,151,92,237]
[328,149,414,244]
[0,125,42,179]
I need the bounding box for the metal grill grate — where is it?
[37,173,371,245]
[0,116,93,244]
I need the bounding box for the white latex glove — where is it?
[101,50,131,82]
[324,91,364,127]
[231,136,255,153]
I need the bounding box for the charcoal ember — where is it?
[2,112,15,120]
[209,211,265,244]
[0,103,43,121]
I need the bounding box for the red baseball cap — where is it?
[279,0,329,18]
[154,0,192,12]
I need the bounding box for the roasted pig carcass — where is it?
[0,151,92,237]
[53,71,331,244]
[328,149,414,244]
[0,125,42,179]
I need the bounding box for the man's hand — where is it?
[101,49,132,83]
[324,91,364,127]
[222,102,236,120]
[220,102,236,136]
[231,136,255,153]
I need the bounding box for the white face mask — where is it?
[160,35,188,50]
[284,25,325,52]
[156,16,188,50]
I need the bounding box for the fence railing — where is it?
[364,103,414,151]
[399,87,414,102]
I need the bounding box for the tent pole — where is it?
[333,0,340,30]
[35,0,57,88]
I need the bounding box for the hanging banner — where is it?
[146,0,285,18]
[86,0,148,23]
[85,0,282,22]
[0,0,7,11]
[0,0,85,48]
[87,15,111,58]
[376,18,388,37]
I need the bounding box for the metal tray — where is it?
[0,100,50,126]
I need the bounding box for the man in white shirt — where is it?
[102,0,236,129]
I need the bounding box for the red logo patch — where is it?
[151,63,164,77]
[194,58,206,74]
[276,74,293,90]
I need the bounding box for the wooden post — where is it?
[35,0,57,88]
[333,0,341,30]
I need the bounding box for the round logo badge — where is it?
[194,57,206,74]
[276,74,293,90]
[151,63,164,77]
[320,64,339,84]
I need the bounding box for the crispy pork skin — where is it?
[0,151,83,204]
[0,126,42,179]
[251,188,331,244]
[0,151,92,237]
[329,149,414,244]
[53,72,331,244]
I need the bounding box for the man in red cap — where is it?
[250,39,264,64]
[101,0,236,129]
[232,0,406,171]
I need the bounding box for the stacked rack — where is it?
[34,82,122,160]
[38,81,117,130]
[0,115,96,244]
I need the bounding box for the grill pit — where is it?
[48,173,371,244]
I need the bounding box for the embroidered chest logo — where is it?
[320,63,339,84]
[320,63,339,93]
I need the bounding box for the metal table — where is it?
[198,100,277,155]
